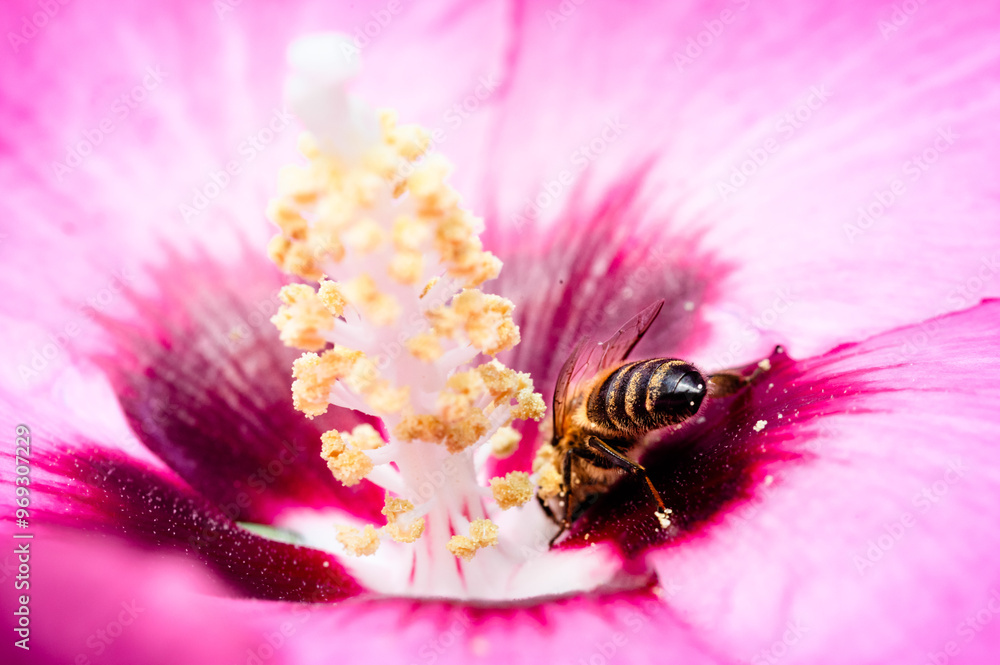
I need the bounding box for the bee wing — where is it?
[552,300,664,434]
[553,339,587,436]
[592,299,664,372]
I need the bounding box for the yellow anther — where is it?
[317,280,347,317]
[388,250,424,285]
[342,217,385,254]
[271,284,335,351]
[489,426,521,459]
[512,388,546,421]
[532,446,562,501]
[381,110,430,162]
[320,430,373,486]
[365,382,410,414]
[447,518,499,561]
[342,275,400,326]
[406,155,453,205]
[344,423,385,451]
[291,347,364,418]
[490,471,532,509]
[452,290,520,355]
[381,495,425,544]
[394,411,488,453]
[535,460,563,501]
[446,369,487,398]
[337,524,380,557]
[446,535,477,562]
[470,518,499,546]
[267,234,324,282]
[392,215,429,251]
[405,333,443,362]
[266,198,309,240]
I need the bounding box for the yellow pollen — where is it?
[320,430,373,486]
[365,383,410,414]
[317,280,347,317]
[388,250,424,285]
[337,524,380,557]
[267,234,324,282]
[394,411,489,453]
[291,347,365,418]
[447,518,499,561]
[532,446,562,501]
[381,495,426,544]
[391,214,430,251]
[489,426,521,459]
[420,277,439,299]
[271,284,335,351]
[405,333,443,362]
[342,217,385,253]
[476,360,546,422]
[490,471,533,509]
[452,290,520,355]
[342,275,400,326]
[344,423,386,451]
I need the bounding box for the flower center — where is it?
[263,34,618,600]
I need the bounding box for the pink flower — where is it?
[3,1,1000,664]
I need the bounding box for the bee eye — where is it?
[653,365,706,419]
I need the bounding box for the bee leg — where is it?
[537,494,559,525]
[585,437,668,516]
[548,449,576,547]
[709,345,783,397]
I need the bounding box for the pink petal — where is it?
[241,589,720,665]
[4,439,362,602]
[0,0,510,358]
[0,527,269,665]
[474,0,1000,364]
[96,247,386,523]
[644,300,1000,663]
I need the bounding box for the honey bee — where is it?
[539,300,751,543]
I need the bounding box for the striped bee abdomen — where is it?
[585,359,706,435]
